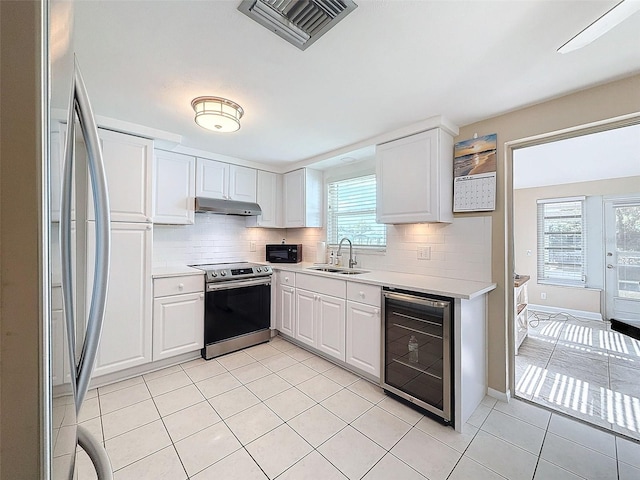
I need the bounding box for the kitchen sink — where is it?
[307,266,343,273]
[306,266,369,275]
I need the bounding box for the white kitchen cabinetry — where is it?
[295,274,346,362]
[247,170,282,228]
[230,164,257,202]
[153,150,195,224]
[275,271,296,337]
[88,129,154,223]
[316,294,346,361]
[196,158,257,202]
[295,288,317,348]
[196,158,227,199]
[376,128,453,224]
[152,274,204,361]
[88,222,153,378]
[346,283,381,378]
[283,168,323,228]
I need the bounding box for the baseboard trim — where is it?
[528,304,603,322]
[487,387,510,403]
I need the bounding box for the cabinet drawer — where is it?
[154,274,203,298]
[296,273,345,298]
[277,270,296,287]
[347,282,381,307]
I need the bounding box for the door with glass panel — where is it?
[605,197,640,323]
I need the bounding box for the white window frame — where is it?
[326,173,386,250]
[537,196,587,287]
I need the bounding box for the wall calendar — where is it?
[453,133,497,212]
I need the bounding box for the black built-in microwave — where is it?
[266,244,303,263]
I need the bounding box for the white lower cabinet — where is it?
[295,289,316,348]
[317,294,346,361]
[346,301,381,378]
[152,274,204,361]
[278,284,296,337]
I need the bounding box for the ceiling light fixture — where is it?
[191,96,244,133]
[557,0,640,54]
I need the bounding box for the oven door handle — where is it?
[206,277,271,292]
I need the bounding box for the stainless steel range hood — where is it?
[195,197,262,216]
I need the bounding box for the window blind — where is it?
[327,174,386,247]
[537,197,586,285]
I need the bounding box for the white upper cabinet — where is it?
[376,128,453,224]
[196,158,257,202]
[229,164,257,203]
[196,158,228,199]
[153,150,195,224]
[283,168,323,228]
[247,170,282,228]
[88,129,153,223]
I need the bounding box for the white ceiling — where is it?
[513,123,640,189]
[51,1,640,168]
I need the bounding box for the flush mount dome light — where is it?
[191,96,244,132]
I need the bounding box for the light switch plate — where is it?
[249,241,256,252]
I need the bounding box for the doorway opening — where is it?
[510,120,640,440]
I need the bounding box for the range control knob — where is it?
[256,267,262,272]
[211,272,218,277]
[220,271,227,276]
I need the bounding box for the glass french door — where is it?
[605,198,640,323]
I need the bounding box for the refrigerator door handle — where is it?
[61,57,112,413]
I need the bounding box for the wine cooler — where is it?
[381,287,453,423]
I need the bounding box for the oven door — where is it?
[204,276,271,354]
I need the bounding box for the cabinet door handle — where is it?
[285,276,289,282]
[200,293,204,299]
[375,308,380,317]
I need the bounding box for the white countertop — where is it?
[152,265,205,278]
[268,262,496,300]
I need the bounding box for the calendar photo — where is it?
[453,133,497,212]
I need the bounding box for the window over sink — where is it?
[327,174,386,248]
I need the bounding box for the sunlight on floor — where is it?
[515,317,640,441]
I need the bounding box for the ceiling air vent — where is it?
[238,0,357,50]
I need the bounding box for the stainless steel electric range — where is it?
[190,262,272,360]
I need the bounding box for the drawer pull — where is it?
[359,291,365,298]
[178,283,184,290]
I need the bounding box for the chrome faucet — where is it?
[337,237,357,268]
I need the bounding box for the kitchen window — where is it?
[537,197,586,286]
[327,174,386,248]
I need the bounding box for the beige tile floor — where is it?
[55,335,640,479]
[515,313,640,443]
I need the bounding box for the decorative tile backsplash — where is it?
[153,214,491,282]
[286,216,492,282]
[152,213,282,267]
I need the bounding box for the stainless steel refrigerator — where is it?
[51,57,113,480]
